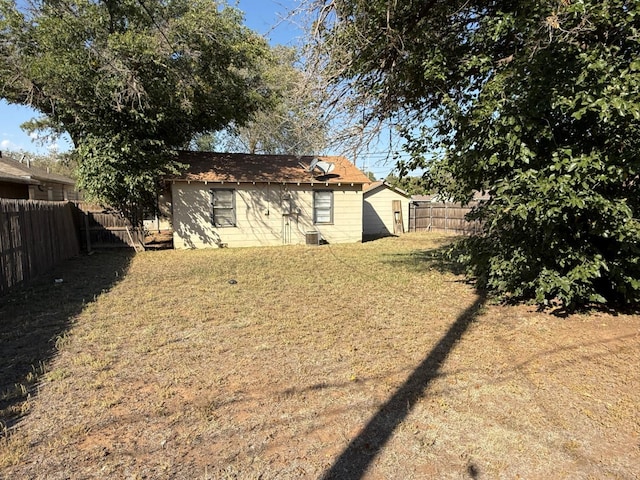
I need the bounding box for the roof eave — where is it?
[168,178,369,185]
[364,181,410,198]
[0,175,41,185]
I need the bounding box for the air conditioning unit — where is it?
[305,230,319,245]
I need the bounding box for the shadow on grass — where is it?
[0,250,134,435]
[382,242,468,277]
[320,294,485,480]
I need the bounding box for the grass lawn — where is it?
[1,233,638,479]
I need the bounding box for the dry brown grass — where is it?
[0,233,638,479]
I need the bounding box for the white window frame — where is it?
[313,190,333,224]
[211,189,236,227]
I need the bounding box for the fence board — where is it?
[0,199,80,295]
[409,201,483,235]
[71,203,143,250]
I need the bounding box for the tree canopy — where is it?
[314,0,640,310]
[0,0,272,220]
[384,174,429,197]
[210,45,329,155]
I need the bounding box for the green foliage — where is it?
[0,0,271,221]
[384,173,428,196]
[318,0,640,310]
[75,134,175,222]
[213,46,329,155]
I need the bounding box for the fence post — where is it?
[429,203,433,231]
[83,211,92,253]
[445,203,448,233]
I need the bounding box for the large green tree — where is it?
[0,0,271,221]
[211,45,329,155]
[314,0,640,310]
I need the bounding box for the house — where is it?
[164,151,371,249]
[363,181,410,239]
[0,170,39,199]
[0,153,79,201]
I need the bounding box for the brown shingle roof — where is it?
[0,156,75,185]
[363,180,409,197]
[363,180,384,192]
[169,151,371,185]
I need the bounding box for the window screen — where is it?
[211,189,236,227]
[314,190,333,224]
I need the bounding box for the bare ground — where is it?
[0,233,638,479]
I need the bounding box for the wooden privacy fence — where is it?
[0,199,80,295]
[409,201,483,235]
[72,202,144,251]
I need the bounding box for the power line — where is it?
[136,0,176,55]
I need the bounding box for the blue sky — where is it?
[0,0,396,178]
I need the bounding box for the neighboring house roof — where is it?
[363,180,410,198]
[0,172,40,185]
[411,194,437,202]
[169,151,371,185]
[0,155,76,186]
[412,191,490,202]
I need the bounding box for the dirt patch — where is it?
[144,230,173,250]
[0,234,638,479]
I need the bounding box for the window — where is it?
[314,190,333,224]
[211,189,236,227]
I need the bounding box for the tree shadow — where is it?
[383,241,468,276]
[0,250,134,435]
[320,295,485,480]
[171,182,321,249]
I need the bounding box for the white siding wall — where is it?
[144,189,173,231]
[363,187,409,237]
[28,182,79,201]
[172,182,363,248]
